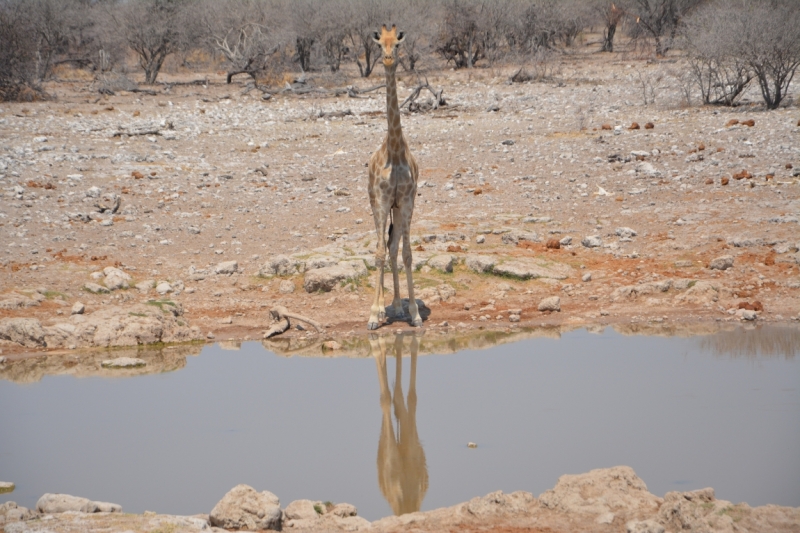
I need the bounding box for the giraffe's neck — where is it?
[384,65,404,155]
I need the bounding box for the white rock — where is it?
[214,260,238,275]
[538,296,561,312]
[279,280,296,294]
[209,484,281,531]
[71,302,85,315]
[36,493,121,513]
[709,255,734,270]
[582,235,602,248]
[466,255,496,273]
[428,255,455,273]
[284,500,322,521]
[136,280,155,292]
[156,282,173,295]
[83,282,109,294]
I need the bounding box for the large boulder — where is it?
[284,499,321,521]
[538,466,661,524]
[0,502,37,524]
[466,255,496,274]
[303,262,365,293]
[209,484,281,531]
[102,267,132,290]
[428,255,455,273]
[33,303,202,350]
[492,259,572,280]
[260,255,303,276]
[36,493,121,514]
[0,318,46,347]
[214,261,239,275]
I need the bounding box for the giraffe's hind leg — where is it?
[388,207,404,318]
[400,215,422,327]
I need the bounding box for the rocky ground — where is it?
[2,466,798,533]
[1,53,800,357]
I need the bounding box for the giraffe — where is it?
[371,334,428,515]
[367,25,422,330]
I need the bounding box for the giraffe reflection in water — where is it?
[370,334,428,516]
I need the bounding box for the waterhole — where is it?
[1,326,798,520]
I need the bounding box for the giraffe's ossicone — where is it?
[366,25,422,330]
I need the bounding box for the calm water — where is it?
[1,327,798,520]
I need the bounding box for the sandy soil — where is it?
[1,52,799,357]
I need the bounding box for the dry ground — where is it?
[1,52,800,356]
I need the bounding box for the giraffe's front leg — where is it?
[368,212,389,330]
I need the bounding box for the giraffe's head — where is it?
[372,24,405,68]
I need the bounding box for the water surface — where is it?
[1,326,798,520]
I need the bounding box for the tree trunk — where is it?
[602,24,616,52]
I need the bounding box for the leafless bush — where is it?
[202,0,284,85]
[0,1,42,100]
[633,65,667,104]
[682,3,753,106]
[346,0,390,77]
[436,0,485,69]
[683,0,800,109]
[625,0,704,57]
[111,0,190,84]
[738,0,800,109]
[510,48,561,82]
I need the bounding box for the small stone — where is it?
[156,282,172,295]
[207,332,215,339]
[83,282,109,294]
[279,280,296,294]
[538,296,561,312]
[582,272,592,282]
[559,236,573,246]
[71,302,85,315]
[615,227,637,238]
[709,255,734,270]
[509,314,520,323]
[467,442,478,448]
[135,280,155,292]
[581,235,602,248]
[101,357,146,368]
[214,260,239,275]
[428,255,455,273]
[476,235,486,244]
[740,309,757,321]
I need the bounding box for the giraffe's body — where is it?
[367,25,421,330]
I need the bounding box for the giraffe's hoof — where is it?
[367,321,381,330]
[411,318,423,327]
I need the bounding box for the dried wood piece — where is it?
[263,317,290,339]
[269,306,324,333]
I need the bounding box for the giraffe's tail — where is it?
[386,209,395,250]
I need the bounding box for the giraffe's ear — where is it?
[372,31,381,43]
[396,31,405,43]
